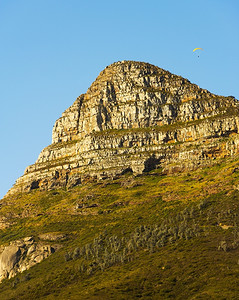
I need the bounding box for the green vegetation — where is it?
[1,155,239,299]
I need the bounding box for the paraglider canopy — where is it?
[193,47,203,52]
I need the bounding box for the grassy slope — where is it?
[1,156,239,299]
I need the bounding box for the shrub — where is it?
[218,240,228,252]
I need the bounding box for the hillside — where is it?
[1,158,239,299]
[1,61,239,299]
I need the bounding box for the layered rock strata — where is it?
[5,61,239,196]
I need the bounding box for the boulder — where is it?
[0,237,56,282]
[0,245,21,278]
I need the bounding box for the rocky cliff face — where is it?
[5,61,239,196]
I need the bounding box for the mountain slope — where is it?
[1,156,239,299]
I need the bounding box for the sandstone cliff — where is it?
[5,61,239,196]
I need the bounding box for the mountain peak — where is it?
[5,62,239,197]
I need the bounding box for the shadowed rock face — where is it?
[5,61,239,196]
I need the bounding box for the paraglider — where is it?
[193,48,204,58]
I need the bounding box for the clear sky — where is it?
[0,0,238,199]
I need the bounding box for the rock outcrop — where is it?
[5,61,239,196]
[0,237,56,282]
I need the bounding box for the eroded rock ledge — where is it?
[5,61,239,197]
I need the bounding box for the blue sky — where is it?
[0,0,238,198]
